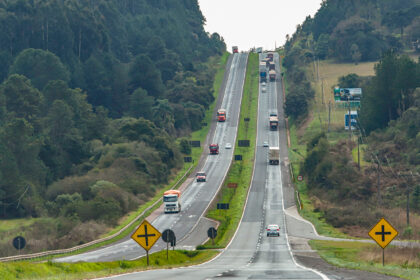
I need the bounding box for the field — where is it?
[311,240,420,280]
[301,59,376,144]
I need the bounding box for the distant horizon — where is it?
[199,0,322,52]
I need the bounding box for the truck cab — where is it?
[217,109,226,122]
[163,190,181,213]
[196,171,206,182]
[232,46,239,53]
[209,144,219,154]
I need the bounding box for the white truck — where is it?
[269,147,280,165]
[163,190,181,213]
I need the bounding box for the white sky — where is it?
[198,0,323,52]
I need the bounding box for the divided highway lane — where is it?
[100,53,326,279]
[57,53,248,263]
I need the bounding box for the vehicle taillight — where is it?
[266,229,270,231]
[277,229,279,231]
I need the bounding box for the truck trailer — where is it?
[269,70,276,81]
[269,116,279,130]
[163,190,181,213]
[268,147,280,165]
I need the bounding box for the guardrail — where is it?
[0,164,194,263]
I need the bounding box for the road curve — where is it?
[56,53,249,263]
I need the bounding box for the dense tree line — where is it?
[0,0,225,248]
[285,0,420,63]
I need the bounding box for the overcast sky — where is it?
[198,0,323,52]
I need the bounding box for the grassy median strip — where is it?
[310,240,420,280]
[199,53,259,249]
[0,250,218,280]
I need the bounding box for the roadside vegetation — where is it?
[311,240,420,280]
[0,250,218,280]
[283,0,420,276]
[198,53,259,249]
[0,0,227,257]
[0,52,230,262]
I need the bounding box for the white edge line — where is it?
[276,52,330,280]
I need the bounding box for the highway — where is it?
[99,53,327,279]
[56,53,249,263]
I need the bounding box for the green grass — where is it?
[199,53,259,249]
[0,219,39,233]
[310,240,420,280]
[0,250,218,280]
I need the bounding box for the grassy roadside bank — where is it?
[3,53,230,263]
[199,53,259,249]
[310,240,420,280]
[0,250,218,280]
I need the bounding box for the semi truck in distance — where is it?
[259,62,267,83]
[232,46,238,53]
[163,190,181,213]
[269,70,276,81]
[267,52,274,61]
[217,109,226,122]
[269,115,279,130]
[209,144,219,154]
[268,147,280,165]
[269,61,275,71]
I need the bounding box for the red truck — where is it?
[217,109,226,122]
[209,144,219,154]
[232,46,238,53]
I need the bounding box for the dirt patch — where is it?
[297,111,314,139]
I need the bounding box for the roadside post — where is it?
[368,218,398,266]
[12,236,26,255]
[162,229,175,260]
[207,227,217,245]
[131,220,161,266]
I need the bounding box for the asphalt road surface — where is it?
[56,53,249,263]
[98,53,326,279]
[97,53,402,280]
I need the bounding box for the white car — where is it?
[261,86,266,93]
[263,141,269,147]
[266,224,280,237]
[225,143,232,149]
[262,82,266,86]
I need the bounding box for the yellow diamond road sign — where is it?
[368,218,398,249]
[131,220,161,251]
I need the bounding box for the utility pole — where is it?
[328,101,331,133]
[376,159,381,206]
[357,136,361,170]
[321,79,324,105]
[348,99,351,140]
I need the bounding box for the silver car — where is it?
[225,143,232,149]
[263,141,269,147]
[266,224,280,236]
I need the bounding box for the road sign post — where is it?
[131,220,161,266]
[207,227,217,245]
[162,229,175,260]
[368,218,398,266]
[13,236,26,255]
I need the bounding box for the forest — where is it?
[0,0,225,253]
[283,0,420,237]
